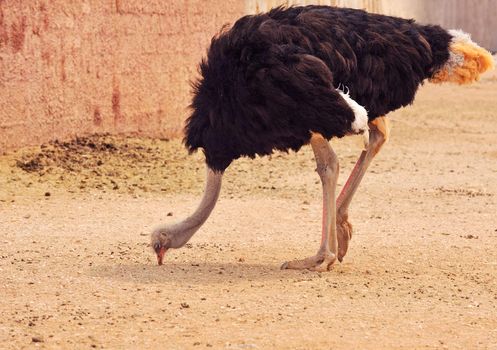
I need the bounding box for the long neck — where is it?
[169,167,223,248]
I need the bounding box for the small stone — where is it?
[32,336,44,343]
[180,302,189,309]
[44,192,51,197]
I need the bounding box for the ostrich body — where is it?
[152,6,494,270]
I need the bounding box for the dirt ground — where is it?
[1,71,497,349]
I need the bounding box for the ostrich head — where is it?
[430,29,495,85]
[150,222,203,265]
[151,227,172,265]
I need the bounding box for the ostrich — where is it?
[151,6,494,271]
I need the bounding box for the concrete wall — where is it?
[0,0,244,151]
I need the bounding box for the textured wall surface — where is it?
[0,0,244,151]
[2,1,495,151]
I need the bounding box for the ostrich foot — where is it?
[281,250,336,272]
[337,215,353,262]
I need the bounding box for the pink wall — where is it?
[0,0,245,151]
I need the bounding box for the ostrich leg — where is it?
[281,133,339,272]
[336,116,390,261]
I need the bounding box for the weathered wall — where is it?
[2,1,495,151]
[0,0,244,151]
[406,0,497,52]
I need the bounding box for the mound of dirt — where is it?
[16,137,119,173]
[2,133,323,200]
[4,134,205,197]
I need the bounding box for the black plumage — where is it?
[184,6,452,171]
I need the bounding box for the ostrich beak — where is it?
[157,247,167,265]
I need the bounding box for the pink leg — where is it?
[281,133,339,272]
[336,116,390,261]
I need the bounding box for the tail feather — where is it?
[430,29,495,84]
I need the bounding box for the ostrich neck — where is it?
[169,167,223,248]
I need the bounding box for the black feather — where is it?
[184,6,452,171]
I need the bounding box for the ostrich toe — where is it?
[281,250,336,271]
[337,217,353,262]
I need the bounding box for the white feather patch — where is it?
[338,90,368,133]
[444,29,481,74]
[448,29,476,46]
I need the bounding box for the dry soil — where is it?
[1,73,497,349]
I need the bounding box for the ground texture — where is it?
[1,74,497,349]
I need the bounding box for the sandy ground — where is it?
[1,73,497,349]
